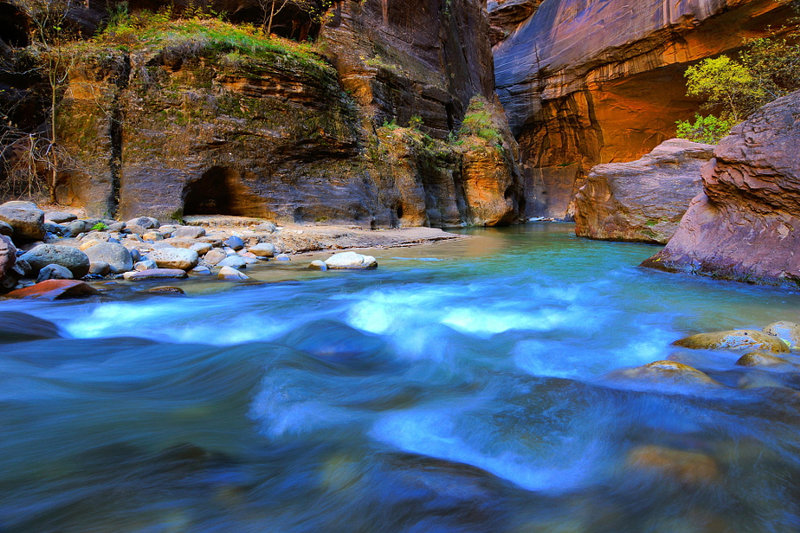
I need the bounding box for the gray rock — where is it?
[128,248,141,262]
[275,254,291,262]
[84,242,134,273]
[89,261,110,276]
[67,220,90,237]
[0,235,17,289]
[254,222,278,233]
[125,216,159,230]
[107,222,126,232]
[37,263,73,282]
[218,255,247,270]
[173,226,206,239]
[0,221,14,237]
[191,265,212,275]
[190,242,212,255]
[123,268,188,281]
[44,211,77,224]
[309,260,328,271]
[223,235,245,250]
[324,252,378,270]
[204,248,227,266]
[249,243,276,258]
[218,266,249,280]
[148,247,199,270]
[44,222,67,235]
[134,259,158,271]
[21,244,90,278]
[0,202,45,240]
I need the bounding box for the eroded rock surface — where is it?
[642,91,800,288]
[493,0,794,218]
[574,139,711,243]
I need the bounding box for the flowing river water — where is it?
[2,223,800,532]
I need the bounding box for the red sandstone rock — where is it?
[494,0,794,218]
[574,139,711,244]
[642,91,800,288]
[5,280,99,300]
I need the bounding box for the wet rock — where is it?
[625,445,720,485]
[324,252,377,270]
[614,360,719,386]
[21,244,91,278]
[248,243,275,258]
[36,263,73,282]
[204,248,227,266]
[0,235,17,290]
[45,211,77,224]
[84,242,133,274]
[309,260,327,271]
[642,91,800,287]
[147,286,185,295]
[575,139,711,244]
[0,201,45,240]
[736,351,796,368]
[148,247,198,270]
[217,255,247,270]
[5,279,99,300]
[173,226,206,239]
[89,261,110,276]
[134,259,157,271]
[0,311,62,342]
[223,235,244,251]
[123,269,188,281]
[218,266,249,280]
[0,220,12,237]
[762,321,800,350]
[673,330,789,353]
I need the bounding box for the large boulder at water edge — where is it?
[673,330,789,353]
[642,91,800,287]
[5,279,99,300]
[0,235,16,290]
[574,139,710,244]
[0,201,45,240]
[84,242,134,274]
[20,244,90,278]
[324,252,378,270]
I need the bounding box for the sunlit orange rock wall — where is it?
[493,0,795,219]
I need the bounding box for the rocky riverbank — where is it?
[0,201,463,299]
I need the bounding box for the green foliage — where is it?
[684,56,759,122]
[675,114,734,144]
[460,109,501,145]
[91,221,109,231]
[408,115,424,130]
[381,117,400,130]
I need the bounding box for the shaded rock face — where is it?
[574,139,711,244]
[493,0,794,219]
[642,91,800,288]
[0,234,15,289]
[52,1,523,228]
[487,0,542,45]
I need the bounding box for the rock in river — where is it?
[148,247,199,270]
[626,445,720,486]
[673,330,789,353]
[123,268,188,281]
[5,279,99,300]
[20,244,90,278]
[613,360,719,386]
[324,252,378,270]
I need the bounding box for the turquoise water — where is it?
[2,224,800,532]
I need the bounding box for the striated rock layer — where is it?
[493,0,794,219]
[642,91,800,288]
[574,139,711,244]
[48,0,523,228]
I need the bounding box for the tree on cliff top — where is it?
[257,0,332,36]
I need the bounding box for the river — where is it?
[2,223,800,532]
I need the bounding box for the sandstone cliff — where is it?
[642,91,800,288]
[493,0,794,219]
[2,1,524,228]
[574,139,710,244]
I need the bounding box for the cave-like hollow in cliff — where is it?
[0,2,28,48]
[182,166,268,218]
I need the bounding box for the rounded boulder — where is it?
[21,244,90,278]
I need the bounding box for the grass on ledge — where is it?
[93,10,330,71]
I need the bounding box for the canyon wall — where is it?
[492,0,794,219]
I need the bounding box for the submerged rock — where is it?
[626,445,720,486]
[324,252,378,270]
[0,311,62,341]
[613,360,719,386]
[574,139,710,244]
[673,330,789,353]
[21,244,91,278]
[5,279,99,300]
[735,351,796,369]
[147,286,186,295]
[123,268,187,281]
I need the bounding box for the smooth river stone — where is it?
[5,279,99,300]
[123,269,188,281]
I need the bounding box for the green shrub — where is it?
[675,114,734,144]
